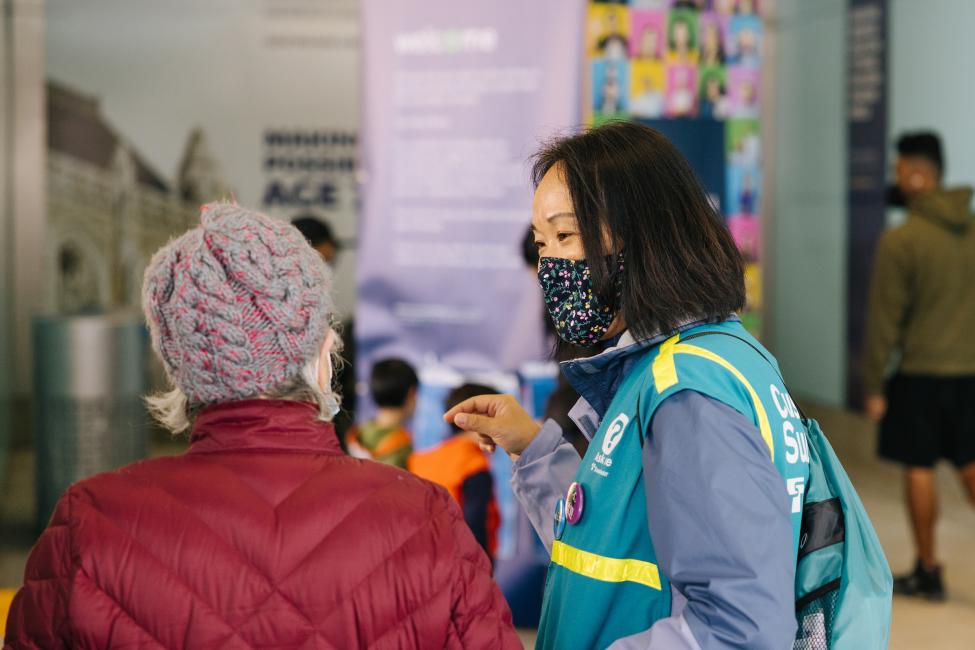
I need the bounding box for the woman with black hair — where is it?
[446,122,810,649]
[700,18,726,66]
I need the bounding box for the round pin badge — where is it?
[553,498,567,540]
[565,481,585,525]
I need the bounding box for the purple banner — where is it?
[357,0,583,386]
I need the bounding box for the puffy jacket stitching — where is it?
[78,503,249,645]
[62,462,451,648]
[92,469,323,632]
[365,588,453,648]
[72,570,172,649]
[219,483,446,646]
[271,476,434,593]
[58,488,78,647]
[17,493,76,648]
[446,502,510,647]
[88,464,421,644]
[316,489,452,631]
[203,478,441,643]
[16,521,67,582]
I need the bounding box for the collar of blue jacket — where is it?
[560,314,741,435]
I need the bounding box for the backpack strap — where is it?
[679,330,810,423]
[650,332,776,460]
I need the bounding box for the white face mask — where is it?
[322,349,334,388]
[321,351,341,421]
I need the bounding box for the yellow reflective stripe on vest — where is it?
[651,335,680,391]
[651,336,775,460]
[551,540,662,590]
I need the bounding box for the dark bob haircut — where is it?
[531,121,745,341]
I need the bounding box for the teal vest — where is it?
[538,321,811,649]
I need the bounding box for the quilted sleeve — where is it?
[4,490,76,649]
[443,494,521,650]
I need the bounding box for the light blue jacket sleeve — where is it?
[610,390,796,650]
[509,419,581,553]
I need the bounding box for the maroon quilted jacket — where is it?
[5,400,520,649]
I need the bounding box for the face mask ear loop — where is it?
[596,250,626,312]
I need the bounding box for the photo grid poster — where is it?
[586,0,764,333]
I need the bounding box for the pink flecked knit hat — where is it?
[142,202,333,404]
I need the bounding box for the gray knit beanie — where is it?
[142,202,334,404]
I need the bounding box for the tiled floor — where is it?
[2,406,974,648]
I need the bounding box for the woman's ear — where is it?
[317,329,337,391]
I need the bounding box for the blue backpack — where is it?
[684,332,893,649]
[793,416,893,649]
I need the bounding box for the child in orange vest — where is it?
[347,358,417,468]
[409,383,501,561]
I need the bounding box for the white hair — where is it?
[146,332,344,435]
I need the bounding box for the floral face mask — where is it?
[537,252,625,347]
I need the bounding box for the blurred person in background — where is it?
[292,213,341,265]
[5,203,518,649]
[292,213,357,444]
[346,357,418,468]
[409,383,501,562]
[864,131,975,601]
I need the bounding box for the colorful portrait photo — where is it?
[730,215,761,262]
[593,58,630,120]
[665,64,698,117]
[588,4,631,59]
[728,65,760,118]
[743,261,762,310]
[735,0,760,16]
[630,10,666,60]
[630,60,666,118]
[728,14,762,65]
[711,0,737,14]
[666,9,699,64]
[698,12,728,66]
[726,162,761,218]
[698,66,729,119]
[726,118,761,166]
[631,0,669,8]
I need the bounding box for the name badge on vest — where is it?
[553,498,567,540]
[566,481,585,525]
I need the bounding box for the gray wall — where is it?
[767,0,848,406]
[890,0,975,189]
[766,0,975,407]
[1,0,46,455]
[0,4,12,461]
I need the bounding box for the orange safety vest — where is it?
[408,437,500,557]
